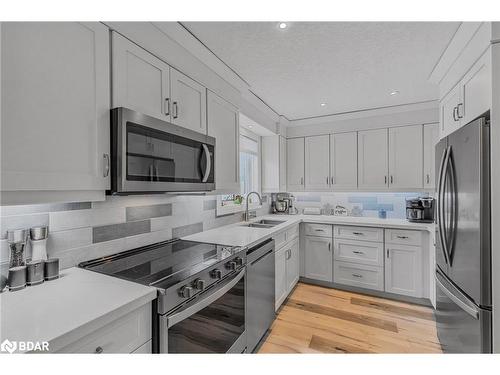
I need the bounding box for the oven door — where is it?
[159,269,246,353]
[111,107,215,194]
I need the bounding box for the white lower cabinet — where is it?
[333,261,384,291]
[275,235,300,311]
[304,236,333,282]
[385,243,423,298]
[56,303,152,353]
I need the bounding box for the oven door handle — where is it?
[201,144,211,183]
[167,268,245,328]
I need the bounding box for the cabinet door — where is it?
[330,132,357,189]
[279,136,287,192]
[287,138,305,191]
[388,125,423,189]
[439,84,461,139]
[385,244,423,297]
[357,129,388,189]
[1,22,110,194]
[275,246,288,311]
[305,135,330,191]
[207,91,239,193]
[112,31,170,121]
[261,135,280,193]
[304,236,333,282]
[286,239,300,293]
[170,68,207,134]
[423,123,438,188]
[461,50,491,125]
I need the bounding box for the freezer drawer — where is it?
[435,270,491,353]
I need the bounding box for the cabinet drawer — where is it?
[57,303,151,354]
[334,239,384,267]
[273,231,287,250]
[385,229,422,246]
[304,223,332,238]
[286,224,300,242]
[334,225,383,242]
[334,261,384,291]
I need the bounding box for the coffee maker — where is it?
[406,197,434,223]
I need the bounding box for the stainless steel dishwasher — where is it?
[246,238,275,353]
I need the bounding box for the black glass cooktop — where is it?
[79,239,242,290]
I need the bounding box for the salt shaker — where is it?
[7,229,29,268]
[30,226,49,261]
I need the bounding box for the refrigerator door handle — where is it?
[436,271,479,319]
[437,146,450,264]
[447,148,458,264]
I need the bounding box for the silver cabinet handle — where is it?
[457,103,464,119]
[331,177,334,185]
[352,232,363,235]
[95,346,103,354]
[352,250,364,255]
[426,174,430,184]
[397,235,408,239]
[103,154,110,177]
[326,177,329,185]
[165,98,170,116]
[452,106,458,121]
[387,249,390,258]
[384,175,387,184]
[328,242,331,252]
[352,273,363,278]
[173,101,179,119]
[300,177,304,185]
[315,229,325,232]
[390,175,393,184]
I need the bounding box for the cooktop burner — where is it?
[79,239,243,291]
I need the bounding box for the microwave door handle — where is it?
[201,144,211,183]
[167,269,245,328]
[437,146,450,264]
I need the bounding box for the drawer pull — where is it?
[352,232,364,235]
[352,273,363,278]
[352,250,364,255]
[315,229,325,232]
[396,236,409,239]
[95,346,103,354]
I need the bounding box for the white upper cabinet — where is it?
[207,91,239,193]
[357,129,389,189]
[461,49,491,125]
[388,125,423,189]
[262,135,287,193]
[304,135,330,191]
[440,84,462,139]
[423,123,439,189]
[1,22,110,200]
[112,32,170,121]
[287,138,305,191]
[170,68,207,134]
[330,132,358,190]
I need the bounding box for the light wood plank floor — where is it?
[258,282,442,354]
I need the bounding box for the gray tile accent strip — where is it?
[126,203,172,221]
[93,220,151,244]
[0,202,91,217]
[172,222,203,238]
[203,200,216,211]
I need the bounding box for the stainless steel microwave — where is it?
[110,108,215,194]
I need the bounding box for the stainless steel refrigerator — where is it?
[435,116,492,353]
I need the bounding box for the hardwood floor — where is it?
[258,282,442,354]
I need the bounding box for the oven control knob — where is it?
[226,261,237,271]
[193,279,206,291]
[234,257,243,266]
[179,286,194,298]
[210,269,222,279]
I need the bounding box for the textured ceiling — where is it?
[182,22,460,120]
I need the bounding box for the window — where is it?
[216,129,261,216]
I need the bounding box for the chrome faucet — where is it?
[245,191,262,221]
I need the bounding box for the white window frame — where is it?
[216,127,262,216]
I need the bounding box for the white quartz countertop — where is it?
[183,214,434,248]
[0,267,157,353]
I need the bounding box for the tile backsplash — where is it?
[0,194,271,275]
[290,192,431,219]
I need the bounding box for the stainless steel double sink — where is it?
[241,219,285,229]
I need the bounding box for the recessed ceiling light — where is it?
[248,125,253,129]
[278,22,287,29]
[390,90,400,96]
[320,103,327,107]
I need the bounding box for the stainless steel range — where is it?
[79,239,246,353]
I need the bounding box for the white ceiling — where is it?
[182,22,460,121]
